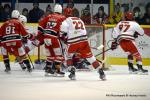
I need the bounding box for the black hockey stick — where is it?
[95,48,111,57]
[26,50,35,69]
[22,43,35,69]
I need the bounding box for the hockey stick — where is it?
[95,38,119,57]
[26,50,35,69]
[95,48,111,57]
[91,45,104,50]
[23,43,35,69]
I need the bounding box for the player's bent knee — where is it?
[86,56,96,64]
[134,53,142,62]
[18,55,27,62]
[86,56,101,69]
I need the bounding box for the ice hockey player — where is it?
[111,12,148,74]
[17,14,35,70]
[60,8,106,80]
[0,10,32,72]
[37,4,66,76]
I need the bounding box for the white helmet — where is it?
[19,15,27,24]
[54,4,62,13]
[11,10,20,18]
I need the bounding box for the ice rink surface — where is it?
[0,62,150,100]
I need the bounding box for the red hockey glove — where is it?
[28,33,35,40]
[111,41,118,50]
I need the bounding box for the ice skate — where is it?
[137,64,148,75]
[20,64,26,71]
[21,66,26,71]
[98,68,106,80]
[129,67,138,74]
[27,67,32,72]
[128,62,138,74]
[54,71,65,77]
[4,67,11,73]
[45,67,55,77]
[26,65,32,72]
[68,67,76,80]
[4,64,11,73]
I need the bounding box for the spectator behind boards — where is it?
[81,5,91,24]
[22,8,29,22]
[1,4,11,21]
[0,3,3,21]
[28,3,44,23]
[64,1,79,17]
[93,6,108,24]
[141,2,150,25]
[109,3,123,24]
[133,7,143,24]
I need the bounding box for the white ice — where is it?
[0,62,150,100]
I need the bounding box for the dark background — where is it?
[0,0,109,4]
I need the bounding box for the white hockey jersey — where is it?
[60,17,87,44]
[112,21,144,42]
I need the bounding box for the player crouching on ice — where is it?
[111,12,148,74]
[0,10,32,72]
[60,8,106,80]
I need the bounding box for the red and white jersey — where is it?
[0,27,1,46]
[112,21,144,42]
[60,17,87,44]
[0,19,28,43]
[38,13,66,38]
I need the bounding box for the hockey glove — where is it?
[59,31,68,42]
[133,32,139,38]
[28,33,35,40]
[22,37,28,43]
[111,41,118,50]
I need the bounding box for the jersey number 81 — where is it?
[6,26,15,34]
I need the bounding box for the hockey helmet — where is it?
[11,10,20,19]
[19,15,27,24]
[125,12,134,21]
[54,4,62,14]
[64,8,73,17]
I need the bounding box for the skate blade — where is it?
[138,71,148,75]
[45,73,55,77]
[5,71,11,74]
[21,67,26,71]
[53,73,65,77]
[68,75,76,80]
[129,71,138,74]
[27,70,32,73]
[70,77,76,80]
[99,75,106,81]
[22,69,26,71]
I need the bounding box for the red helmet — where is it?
[63,8,73,17]
[125,12,134,21]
